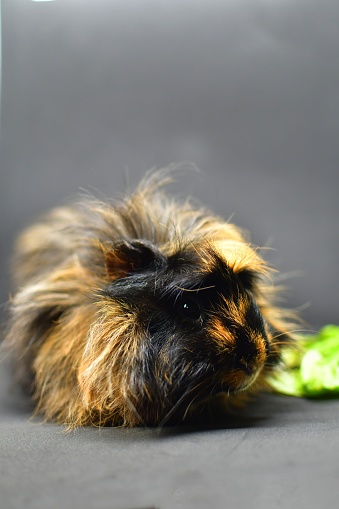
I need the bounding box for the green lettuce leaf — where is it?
[269,325,339,397]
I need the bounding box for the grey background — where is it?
[1,0,339,328]
[0,1,338,508]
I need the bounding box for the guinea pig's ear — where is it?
[105,239,165,279]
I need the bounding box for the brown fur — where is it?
[3,168,298,428]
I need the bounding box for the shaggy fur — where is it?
[3,169,298,428]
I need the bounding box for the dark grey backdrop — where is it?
[1,1,338,509]
[1,0,339,328]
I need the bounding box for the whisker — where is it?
[182,392,202,421]
[173,285,216,293]
[157,379,207,429]
[271,329,318,342]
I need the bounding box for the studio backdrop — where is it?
[1,0,338,328]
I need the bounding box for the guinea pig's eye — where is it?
[177,297,202,321]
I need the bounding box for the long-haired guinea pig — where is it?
[3,169,298,428]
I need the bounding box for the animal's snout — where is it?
[233,328,270,374]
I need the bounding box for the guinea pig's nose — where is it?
[234,353,257,375]
[233,330,269,374]
[234,356,255,375]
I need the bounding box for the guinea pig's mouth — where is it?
[209,378,255,397]
[200,367,263,399]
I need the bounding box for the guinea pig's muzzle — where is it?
[214,325,270,393]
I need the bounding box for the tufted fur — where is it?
[3,169,298,428]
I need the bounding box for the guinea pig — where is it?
[3,168,297,428]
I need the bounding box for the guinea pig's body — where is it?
[4,170,296,427]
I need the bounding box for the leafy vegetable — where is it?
[270,325,339,397]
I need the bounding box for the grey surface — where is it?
[1,362,339,509]
[1,1,339,508]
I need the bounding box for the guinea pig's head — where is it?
[79,239,280,427]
